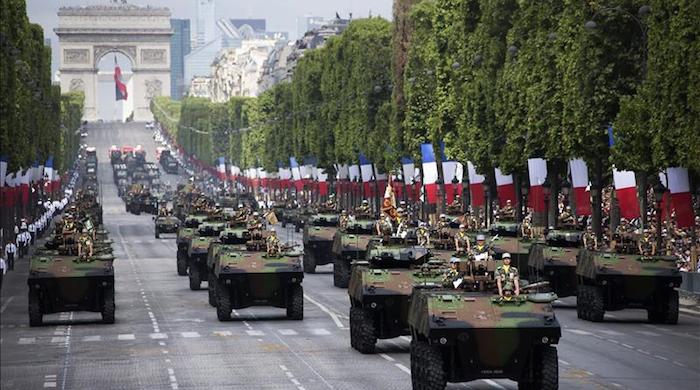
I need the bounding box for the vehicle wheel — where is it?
[333,257,350,288]
[155,230,160,239]
[648,289,678,325]
[28,290,43,327]
[589,285,605,322]
[521,346,558,390]
[411,339,446,390]
[176,251,187,276]
[189,266,201,291]
[101,286,116,324]
[286,284,304,320]
[281,221,287,228]
[576,285,589,320]
[349,306,376,354]
[216,281,232,321]
[208,271,217,307]
[303,252,316,274]
[295,225,300,233]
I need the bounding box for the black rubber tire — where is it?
[216,281,232,321]
[28,290,43,327]
[303,252,316,274]
[176,250,187,276]
[521,346,558,390]
[101,286,116,324]
[155,229,160,239]
[589,285,605,322]
[648,289,679,325]
[576,285,587,320]
[349,306,376,354]
[189,266,201,291]
[208,271,217,307]
[411,339,446,390]
[286,284,304,320]
[333,257,350,288]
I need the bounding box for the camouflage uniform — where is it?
[582,230,598,251]
[339,212,349,231]
[416,225,430,247]
[454,230,471,253]
[266,234,281,256]
[496,265,519,293]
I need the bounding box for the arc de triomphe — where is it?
[55,5,172,122]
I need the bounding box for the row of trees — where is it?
[152,1,698,195]
[0,0,84,173]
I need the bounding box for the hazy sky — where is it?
[27,0,393,77]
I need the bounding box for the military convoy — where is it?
[302,213,339,273]
[331,218,376,287]
[28,152,116,326]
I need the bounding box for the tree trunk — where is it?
[636,172,648,229]
[591,159,604,239]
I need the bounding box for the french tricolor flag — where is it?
[420,143,438,204]
[440,144,463,204]
[569,159,591,216]
[349,164,361,194]
[659,167,694,228]
[467,162,485,207]
[613,169,640,220]
[20,168,31,205]
[290,157,303,192]
[216,157,226,180]
[0,156,7,208]
[527,158,548,213]
[317,168,329,196]
[359,153,375,197]
[494,167,516,207]
[43,156,54,193]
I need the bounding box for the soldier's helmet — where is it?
[341,210,347,215]
[476,234,485,241]
[440,214,446,220]
[397,208,404,213]
[270,228,276,235]
[506,199,512,206]
[502,252,511,260]
[253,211,259,216]
[362,199,369,205]
[459,224,466,230]
[586,225,593,231]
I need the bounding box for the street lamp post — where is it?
[560,178,572,225]
[542,177,552,229]
[521,183,530,222]
[452,174,460,212]
[483,183,491,229]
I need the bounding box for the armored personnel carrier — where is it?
[302,213,339,273]
[348,240,435,353]
[155,214,180,238]
[490,235,536,279]
[187,221,226,290]
[175,214,208,276]
[211,241,304,321]
[576,248,681,324]
[407,255,560,389]
[331,218,376,288]
[528,228,583,298]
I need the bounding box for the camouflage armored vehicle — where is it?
[347,241,435,353]
[28,253,116,326]
[488,221,520,237]
[211,243,304,321]
[175,215,208,276]
[155,215,180,238]
[407,256,560,390]
[289,207,314,232]
[302,213,339,273]
[331,218,376,288]
[576,249,681,324]
[528,228,583,298]
[187,221,226,290]
[490,235,536,279]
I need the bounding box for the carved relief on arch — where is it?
[69,78,85,92]
[145,78,163,100]
[93,45,136,66]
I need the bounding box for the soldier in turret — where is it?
[376,215,394,242]
[77,229,94,260]
[442,257,462,287]
[582,225,598,251]
[323,194,337,211]
[356,199,372,217]
[446,195,462,214]
[247,211,264,239]
[638,229,656,256]
[496,253,520,298]
[521,214,533,239]
[266,229,281,256]
[416,222,430,247]
[499,200,515,220]
[454,224,471,254]
[558,206,575,226]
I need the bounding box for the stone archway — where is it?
[55,4,172,122]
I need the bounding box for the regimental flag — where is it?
[114,56,128,101]
[569,159,591,216]
[494,167,516,207]
[613,169,640,220]
[659,167,695,228]
[382,175,398,221]
[467,162,485,207]
[420,143,438,204]
[527,158,548,213]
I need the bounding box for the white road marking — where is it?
[304,294,345,328]
[279,365,288,371]
[118,334,136,341]
[565,329,593,336]
[611,383,622,388]
[82,336,101,342]
[400,336,412,342]
[291,379,301,385]
[599,330,624,336]
[636,349,650,355]
[636,330,660,337]
[180,332,200,338]
[150,333,168,339]
[51,337,66,343]
[18,337,36,345]
[621,343,634,349]
[654,355,669,361]
[1,296,15,313]
[167,368,174,375]
[43,382,57,388]
[310,328,331,336]
[483,379,508,389]
[278,329,298,336]
[679,307,700,316]
[379,353,395,362]
[246,330,265,336]
[213,330,232,337]
[672,361,686,367]
[285,372,294,378]
[159,342,166,346]
[558,359,570,366]
[395,363,411,374]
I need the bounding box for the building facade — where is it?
[170,19,191,100]
[196,0,216,47]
